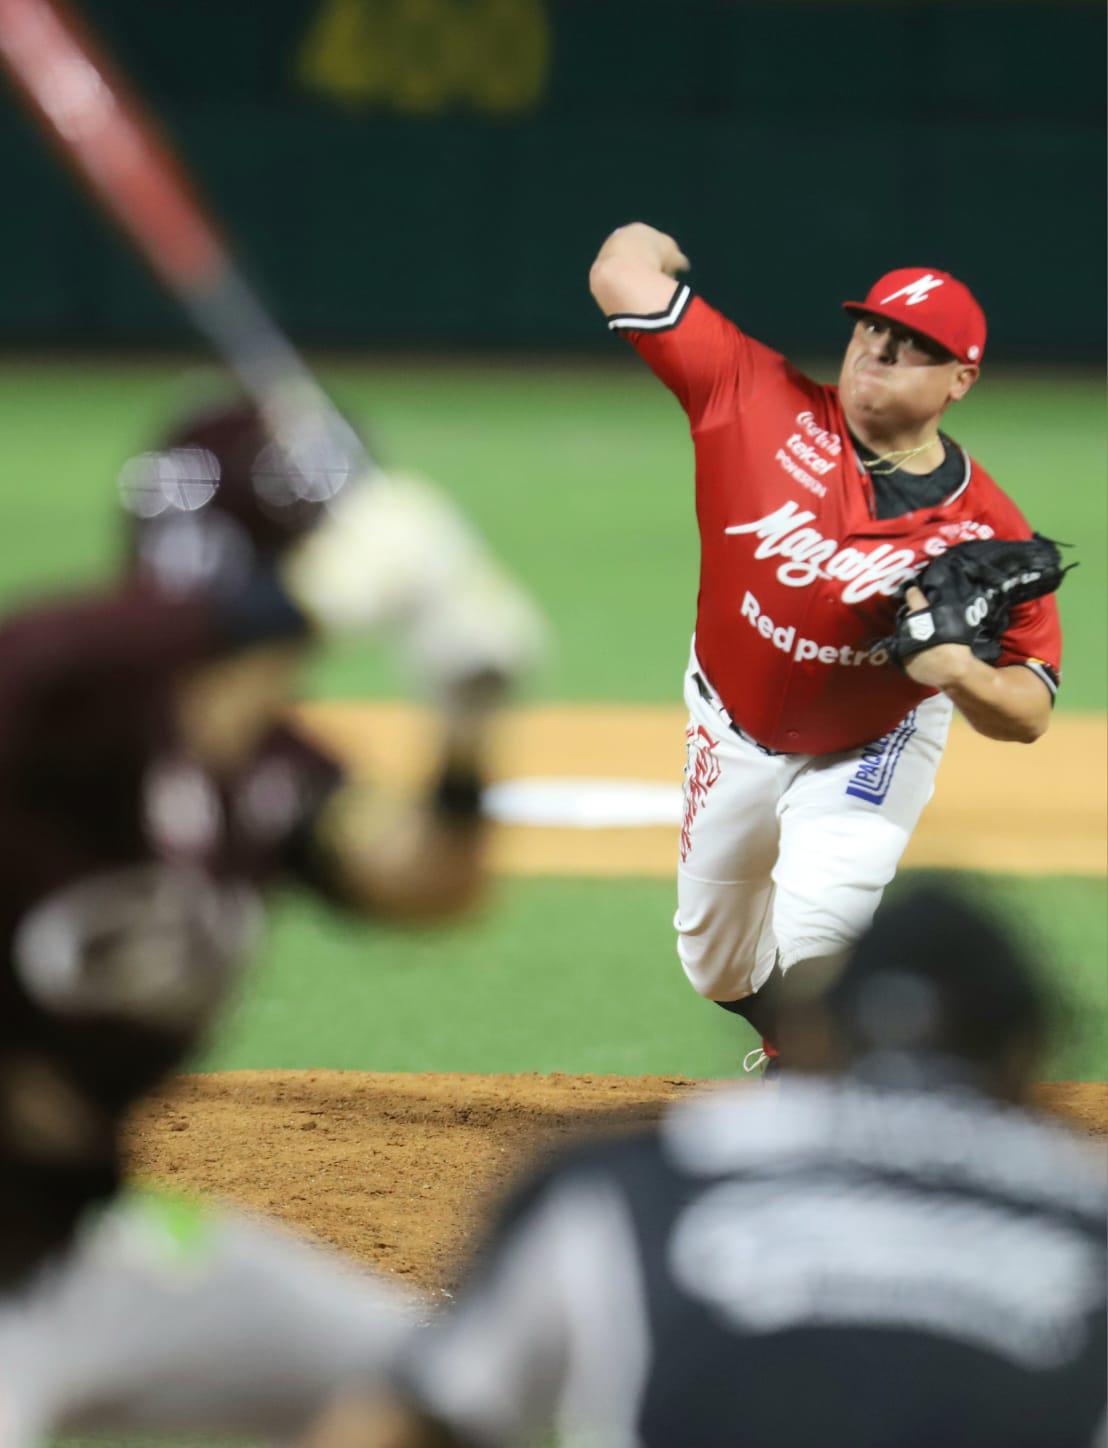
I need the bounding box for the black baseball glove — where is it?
[875,534,1072,668]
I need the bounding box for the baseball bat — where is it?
[0,0,374,483]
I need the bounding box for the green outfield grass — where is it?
[199,871,1107,1084]
[1,361,1105,708]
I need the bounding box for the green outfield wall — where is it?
[0,0,1102,356]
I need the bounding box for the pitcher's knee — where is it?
[676,931,765,1003]
[681,958,735,1001]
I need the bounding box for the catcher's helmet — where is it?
[119,399,359,591]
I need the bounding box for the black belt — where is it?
[693,672,783,757]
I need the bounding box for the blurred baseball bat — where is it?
[0,0,373,482]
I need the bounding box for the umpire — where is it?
[314,882,1107,1448]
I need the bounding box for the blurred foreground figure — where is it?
[308,883,1106,1448]
[0,399,543,1443]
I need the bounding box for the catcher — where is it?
[301,883,1108,1448]
[588,229,1072,1069]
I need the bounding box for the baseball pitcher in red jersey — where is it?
[589,223,1064,1066]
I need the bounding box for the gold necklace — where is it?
[864,436,942,477]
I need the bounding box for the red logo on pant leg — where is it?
[681,724,721,862]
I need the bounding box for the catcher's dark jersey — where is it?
[0,580,341,1091]
[401,1079,1107,1448]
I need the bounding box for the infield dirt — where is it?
[127,1073,1108,1295]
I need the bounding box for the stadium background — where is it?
[0,2,1103,1442]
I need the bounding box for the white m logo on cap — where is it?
[880,273,944,307]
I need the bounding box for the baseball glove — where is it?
[875,534,1072,667]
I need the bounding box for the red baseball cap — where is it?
[842,267,986,365]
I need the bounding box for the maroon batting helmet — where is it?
[119,398,360,591]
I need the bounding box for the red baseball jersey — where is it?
[610,285,1062,754]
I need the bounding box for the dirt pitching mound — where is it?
[126,1072,1108,1296]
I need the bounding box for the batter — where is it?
[588,226,1062,1063]
[0,397,541,1439]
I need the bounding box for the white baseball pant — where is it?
[675,644,952,1002]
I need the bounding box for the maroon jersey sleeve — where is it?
[0,572,311,762]
[607,285,789,430]
[0,582,220,764]
[0,582,217,697]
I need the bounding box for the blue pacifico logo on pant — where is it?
[846,712,917,804]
